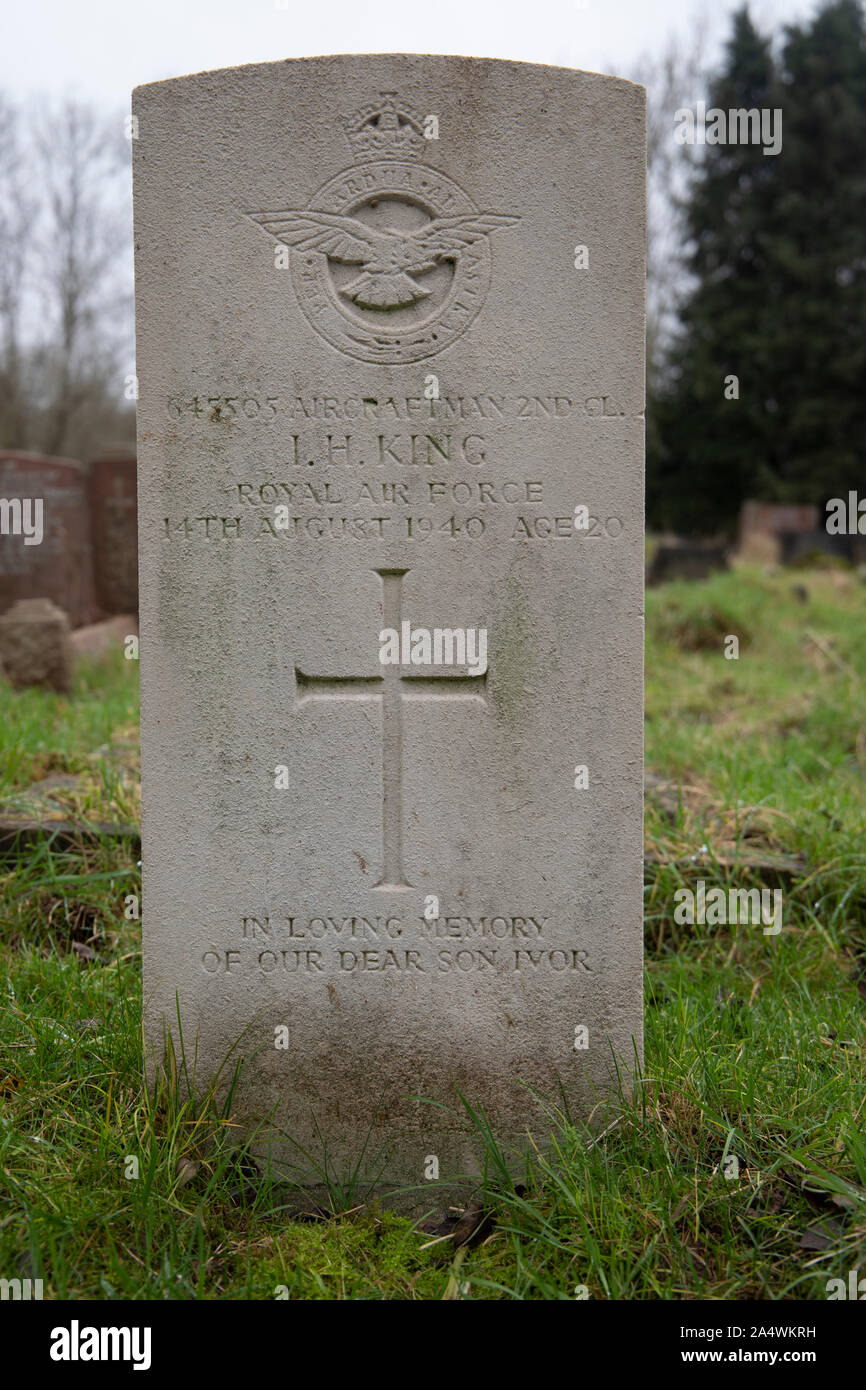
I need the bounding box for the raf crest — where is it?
[247,92,519,364]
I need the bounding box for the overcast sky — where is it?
[4,0,820,111]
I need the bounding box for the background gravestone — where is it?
[647,540,729,586]
[780,531,866,567]
[738,500,819,565]
[738,501,819,546]
[134,55,645,1202]
[89,447,139,617]
[0,598,72,693]
[0,451,97,629]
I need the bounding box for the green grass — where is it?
[0,649,139,796]
[1,568,865,1299]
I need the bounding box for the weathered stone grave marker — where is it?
[0,597,72,693]
[133,55,645,1204]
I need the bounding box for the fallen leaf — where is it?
[175,1156,199,1187]
[799,1220,843,1251]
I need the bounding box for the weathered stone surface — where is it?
[134,55,646,1202]
[0,597,72,692]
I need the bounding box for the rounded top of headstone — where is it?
[133,53,646,98]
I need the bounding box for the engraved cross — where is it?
[294,568,488,890]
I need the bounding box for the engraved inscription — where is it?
[198,913,596,980]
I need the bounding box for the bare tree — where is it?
[0,92,134,458]
[32,98,132,456]
[629,21,708,394]
[0,93,35,447]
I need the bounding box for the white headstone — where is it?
[133,55,645,1205]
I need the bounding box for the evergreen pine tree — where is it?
[649,1,866,532]
[649,6,780,532]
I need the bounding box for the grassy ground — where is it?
[1,564,865,1299]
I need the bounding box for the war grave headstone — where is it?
[133,55,646,1204]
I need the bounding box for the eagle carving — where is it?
[249,209,520,309]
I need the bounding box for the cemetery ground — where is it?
[1,563,865,1301]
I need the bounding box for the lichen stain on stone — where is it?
[491,563,534,728]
